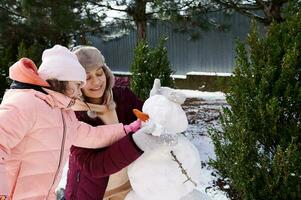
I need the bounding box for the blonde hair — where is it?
[72,46,116,110]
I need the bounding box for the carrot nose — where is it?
[133,109,149,122]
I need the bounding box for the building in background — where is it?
[88,12,256,76]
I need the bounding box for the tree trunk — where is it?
[263,2,284,25]
[136,20,147,42]
[131,0,147,42]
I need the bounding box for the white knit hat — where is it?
[38,45,86,84]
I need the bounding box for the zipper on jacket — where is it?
[76,171,80,182]
[46,111,67,199]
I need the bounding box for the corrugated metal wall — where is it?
[89,12,253,75]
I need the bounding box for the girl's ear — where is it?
[65,88,75,98]
[65,82,77,98]
[149,78,161,97]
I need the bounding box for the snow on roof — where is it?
[113,71,132,75]
[186,71,233,77]
[178,89,226,101]
[112,71,232,77]
[171,74,187,79]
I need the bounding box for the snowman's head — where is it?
[142,79,188,136]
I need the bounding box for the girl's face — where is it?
[82,66,107,99]
[65,81,83,99]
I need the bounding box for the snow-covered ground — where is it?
[58,90,230,200]
[180,90,229,200]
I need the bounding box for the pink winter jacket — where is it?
[0,58,127,200]
[0,150,9,197]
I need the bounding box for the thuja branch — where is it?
[170,151,197,187]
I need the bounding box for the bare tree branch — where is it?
[213,0,288,24]
[0,5,26,19]
[170,151,197,187]
[86,0,128,12]
[213,0,267,23]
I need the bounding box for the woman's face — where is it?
[82,66,107,99]
[65,81,83,99]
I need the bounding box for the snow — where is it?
[186,72,232,77]
[127,135,201,200]
[142,94,188,135]
[181,90,229,200]
[179,89,226,101]
[171,74,187,79]
[113,71,132,75]
[127,80,201,200]
[57,89,230,200]
[112,72,232,78]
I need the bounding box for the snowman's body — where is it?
[125,80,201,200]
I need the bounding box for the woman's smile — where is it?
[90,87,101,91]
[82,66,107,99]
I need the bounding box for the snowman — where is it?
[125,79,201,200]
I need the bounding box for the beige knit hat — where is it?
[72,46,114,88]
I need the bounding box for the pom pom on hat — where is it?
[38,45,86,84]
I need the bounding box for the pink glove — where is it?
[124,119,141,134]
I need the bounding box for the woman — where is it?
[0,45,141,199]
[64,46,144,200]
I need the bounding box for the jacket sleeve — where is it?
[72,135,143,177]
[126,87,143,113]
[0,92,36,155]
[73,120,126,149]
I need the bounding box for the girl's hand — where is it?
[124,119,141,134]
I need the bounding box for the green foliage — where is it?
[88,0,224,41]
[210,3,301,200]
[130,37,174,100]
[0,41,44,100]
[0,0,107,99]
[154,0,225,39]
[17,41,44,64]
[0,46,14,100]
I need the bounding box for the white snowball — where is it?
[142,95,188,135]
[180,189,210,200]
[128,136,201,200]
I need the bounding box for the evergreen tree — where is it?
[17,41,44,64]
[212,0,288,25]
[210,2,301,200]
[0,0,106,99]
[130,37,174,100]
[86,0,221,41]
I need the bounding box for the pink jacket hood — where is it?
[9,58,50,87]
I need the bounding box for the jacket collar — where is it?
[10,80,48,94]
[37,88,75,109]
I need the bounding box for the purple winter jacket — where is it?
[65,86,144,200]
